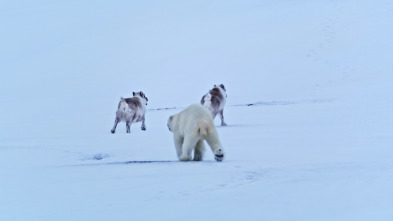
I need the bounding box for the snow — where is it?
[1,0,393,220]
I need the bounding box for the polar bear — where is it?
[167,104,225,162]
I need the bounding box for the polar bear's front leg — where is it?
[174,135,184,159]
[180,136,198,161]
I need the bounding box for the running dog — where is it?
[111,91,148,133]
[201,84,227,126]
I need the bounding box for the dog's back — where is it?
[125,97,145,122]
[125,97,142,111]
[200,84,227,126]
[111,91,148,133]
[116,98,134,122]
[208,88,225,109]
[201,86,226,113]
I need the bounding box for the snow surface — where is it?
[1,0,393,220]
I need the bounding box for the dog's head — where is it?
[133,91,148,105]
[214,84,226,91]
[213,84,227,97]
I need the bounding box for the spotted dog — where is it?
[201,84,227,126]
[111,91,148,133]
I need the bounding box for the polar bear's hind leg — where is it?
[180,136,198,161]
[193,140,205,161]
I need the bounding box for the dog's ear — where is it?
[220,84,226,91]
[141,91,147,100]
[133,92,135,96]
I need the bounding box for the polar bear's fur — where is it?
[167,104,225,162]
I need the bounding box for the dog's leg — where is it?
[141,115,146,131]
[111,117,120,134]
[220,109,227,126]
[126,120,131,133]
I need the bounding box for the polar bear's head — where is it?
[167,115,174,132]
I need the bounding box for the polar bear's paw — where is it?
[193,152,203,161]
[180,154,192,162]
[214,148,224,162]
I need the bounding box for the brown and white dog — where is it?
[201,84,227,126]
[111,91,148,133]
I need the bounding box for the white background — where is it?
[1,0,393,220]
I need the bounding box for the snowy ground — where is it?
[1,0,393,220]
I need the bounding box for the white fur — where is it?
[116,98,134,122]
[167,104,225,162]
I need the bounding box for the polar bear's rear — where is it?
[167,104,225,162]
